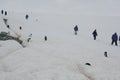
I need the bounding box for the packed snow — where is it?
[0,10,120,80]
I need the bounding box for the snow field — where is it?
[0,11,120,80]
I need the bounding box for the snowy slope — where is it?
[0,11,120,80]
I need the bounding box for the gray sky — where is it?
[0,0,120,15]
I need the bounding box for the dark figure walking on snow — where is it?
[92,29,98,40]
[111,32,118,46]
[74,25,78,35]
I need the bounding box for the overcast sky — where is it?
[0,0,120,15]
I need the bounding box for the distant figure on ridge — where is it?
[19,26,22,30]
[44,36,47,41]
[1,10,3,14]
[92,29,98,40]
[104,51,108,57]
[5,11,7,15]
[111,32,118,46]
[74,25,78,35]
[25,14,29,20]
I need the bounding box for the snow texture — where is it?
[0,10,120,80]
